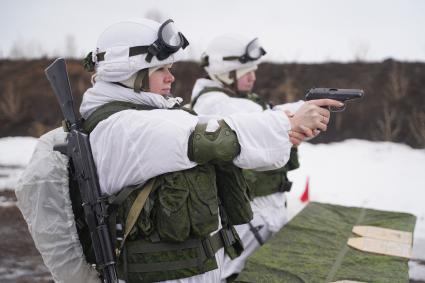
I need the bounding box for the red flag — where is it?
[300,177,309,203]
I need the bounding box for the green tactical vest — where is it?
[243,147,299,198]
[193,86,300,198]
[74,101,251,282]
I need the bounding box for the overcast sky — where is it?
[1,0,424,62]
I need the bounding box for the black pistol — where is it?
[305,88,364,111]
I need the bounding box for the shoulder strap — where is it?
[191,87,268,110]
[83,101,197,133]
[116,178,156,257]
[82,101,158,133]
[179,106,198,116]
[191,86,237,108]
[246,92,268,110]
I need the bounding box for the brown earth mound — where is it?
[0,58,424,148]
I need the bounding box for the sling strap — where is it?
[115,179,156,257]
[82,101,197,134]
[82,101,158,133]
[191,86,268,110]
[191,86,237,109]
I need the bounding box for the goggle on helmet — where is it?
[201,38,266,68]
[146,19,189,62]
[95,19,189,65]
[223,38,266,63]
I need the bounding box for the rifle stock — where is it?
[45,58,78,127]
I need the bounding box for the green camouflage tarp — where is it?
[236,202,416,283]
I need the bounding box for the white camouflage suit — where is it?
[78,79,296,283]
[191,78,304,281]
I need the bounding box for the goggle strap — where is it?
[221,41,266,64]
[97,46,150,62]
[223,56,241,61]
[130,46,150,56]
[223,55,249,64]
[96,33,187,64]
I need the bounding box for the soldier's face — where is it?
[149,66,175,96]
[237,70,256,92]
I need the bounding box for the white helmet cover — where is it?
[92,18,188,82]
[203,34,266,78]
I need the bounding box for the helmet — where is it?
[85,18,189,83]
[201,34,266,85]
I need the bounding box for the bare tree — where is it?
[376,100,402,141]
[8,39,45,59]
[352,41,370,62]
[273,64,304,103]
[334,113,343,132]
[65,34,77,58]
[77,76,88,95]
[387,61,408,100]
[375,61,409,141]
[0,83,28,123]
[276,78,298,103]
[408,108,425,147]
[29,121,49,138]
[28,39,45,58]
[9,40,25,59]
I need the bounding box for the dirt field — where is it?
[1,188,424,283]
[0,190,52,283]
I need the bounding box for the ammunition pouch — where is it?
[156,165,219,242]
[110,165,222,282]
[116,165,219,244]
[188,120,240,165]
[216,163,253,225]
[243,167,291,198]
[243,147,299,198]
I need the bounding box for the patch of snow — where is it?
[0,137,37,190]
[0,137,37,166]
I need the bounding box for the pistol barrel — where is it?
[305,88,364,102]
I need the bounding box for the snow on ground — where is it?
[287,140,425,234]
[0,195,16,207]
[0,136,424,279]
[0,137,37,192]
[286,139,425,280]
[0,137,37,166]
